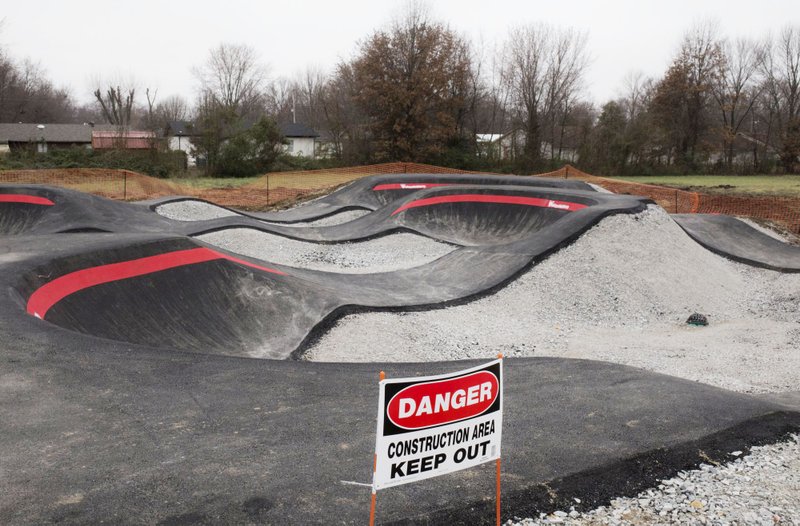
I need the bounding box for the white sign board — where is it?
[372,359,503,490]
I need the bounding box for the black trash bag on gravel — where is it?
[686,313,709,326]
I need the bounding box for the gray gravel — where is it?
[197,229,455,274]
[156,200,239,221]
[156,200,370,226]
[511,434,800,526]
[280,209,370,227]
[304,206,800,395]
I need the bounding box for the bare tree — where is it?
[0,50,75,122]
[265,76,293,121]
[711,38,762,168]
[193,43,267,120]
[155,94,190,124]
[93,85,135,126]
[762,26,800,172]
[617,72,656,167]
[293,66,328,129]
[501,23,588,167]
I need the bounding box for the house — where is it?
[314,129,341,159]
[164,121,199,167]
[0,123,117,154]
[280,122,319,158]
[91,130,159,150]
[707,132,779,167]
[476,126,583,162]
[476,130,525,160]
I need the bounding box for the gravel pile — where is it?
[281,209,370,227]
[511,434,800,526]
[197,228,455,274]
[156,200,239,221]
[303,206,800,394]
[156,200,369,226]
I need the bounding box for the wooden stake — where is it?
[496,457,502,526]
[370,371,386,526]
[496,353,503,526]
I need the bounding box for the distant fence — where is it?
[0,163,798,234]
[553,165,800,235]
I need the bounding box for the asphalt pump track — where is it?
[1,174,799,524]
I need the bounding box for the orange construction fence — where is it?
[0,163,798,235]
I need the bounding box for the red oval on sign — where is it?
[387,371,499,430]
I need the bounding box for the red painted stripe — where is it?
[391,194,587,216]
[372,183,453,191]
[26,247,286,319]
[0,194,54,206]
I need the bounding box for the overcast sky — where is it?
[1,0,797,107]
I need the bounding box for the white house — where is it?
[280,122,319,159]
[476,130,525,160]
[476,127,582,162]
[165,121,198,167]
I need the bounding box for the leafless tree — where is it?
[761,26,800,171]
[193,43,267,120]
[265,76,293,121]
[155,94,190,124]
[619,71,649,122]
[501,23,588,166]
[93,85,135,126]
[711,38,762,168]
[0,50,75,122]
[292,66,328,129]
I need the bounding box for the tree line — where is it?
[1,6,799,175]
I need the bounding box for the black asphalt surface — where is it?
[144,173,596,223]
[674,214,800,272]
[1,180,650,358]
[1,174,798,525]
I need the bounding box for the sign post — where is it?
[369,357,503,524]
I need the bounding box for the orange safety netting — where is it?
[550,165,800,235]
[1,163,797,234]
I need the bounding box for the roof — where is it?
[0,123,117,144]
[279,122,319,138]
[476,133,504,143]
[165,121,196,136]
[91,130,156,150]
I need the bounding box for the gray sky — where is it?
[1,0,797,106]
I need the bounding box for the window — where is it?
[286,139,294,153]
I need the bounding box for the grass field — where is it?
[170,177,261,189]
[612,175,800,197]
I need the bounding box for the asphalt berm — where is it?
[1,174,798,524]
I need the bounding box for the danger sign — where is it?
[372,359,503,490]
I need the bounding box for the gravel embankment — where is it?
[303,206,800,395]
[197,229,455,273]
[156,200,239,221]
[511,434,800,526]
[156,200,369,226]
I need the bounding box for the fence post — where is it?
[123,171,127,200]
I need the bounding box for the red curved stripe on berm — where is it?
[372,183,453,191]
[391,194,587,216]
[0,194,55,206]
[26,247,286,320]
